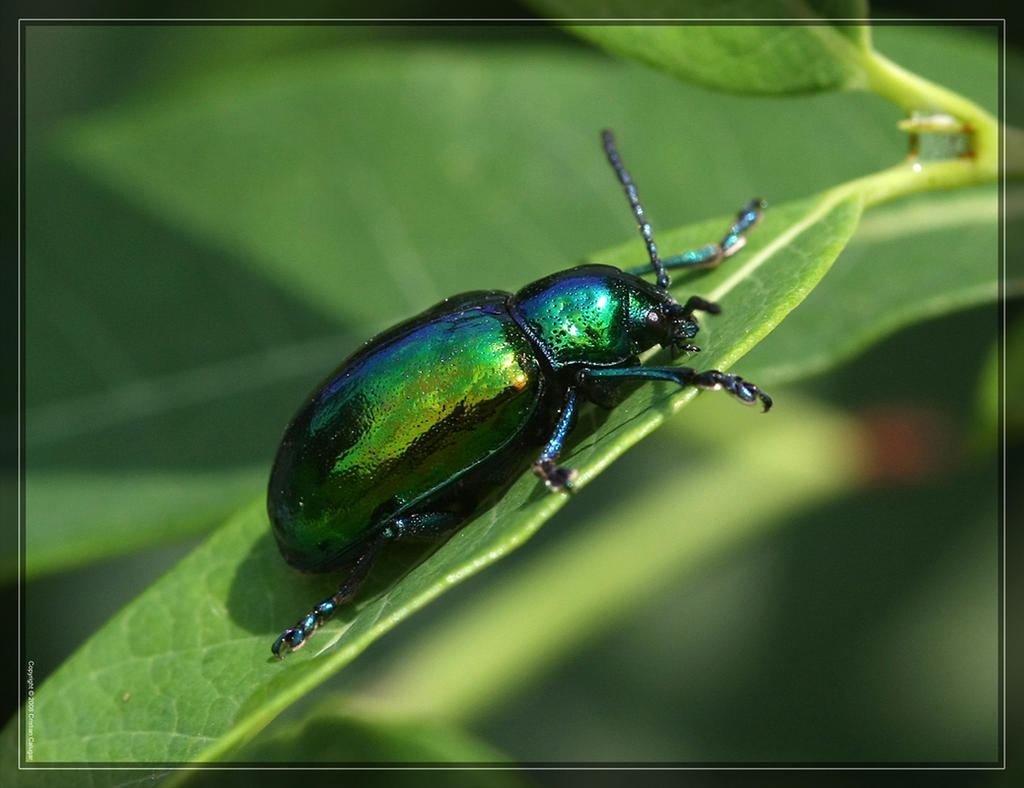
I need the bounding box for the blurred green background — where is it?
[12,14,1014,770]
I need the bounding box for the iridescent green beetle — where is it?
[268,130,770,656]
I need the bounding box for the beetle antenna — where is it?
[602,129,672,290]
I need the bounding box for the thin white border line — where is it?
[999,17,1007,771]
[16,16,1007,769]
[17,14,22,770]
[17,765,1009,771]
[14,17,1010,22]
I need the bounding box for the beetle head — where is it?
[635,288,722,358]
[667,296,721,355]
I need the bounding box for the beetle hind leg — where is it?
[534,458,577,492]
[272,512,461,658]
[272,536,384,658]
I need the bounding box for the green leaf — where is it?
[55,43,884,331]
[740,184,1016,384]
[175,717,526,786]
[22,152,360,578]
[14,190,862,764]
[534,2,870,94]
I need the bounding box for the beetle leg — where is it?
[272,512,462,658]
[386,512,462,540]
[533,386,580,492]
[626,199,766,277]
[580,366,772,412]
[272,535,386,658]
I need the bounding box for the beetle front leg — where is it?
[627,199,766,278]
[580,366,772,412]
[533,386,580,492]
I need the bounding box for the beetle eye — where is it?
[645,309,661,332]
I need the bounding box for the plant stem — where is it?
[860,48,1003,176]
[835,156,994,213]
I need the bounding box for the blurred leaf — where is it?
[24,25,359,122]
[535,2,870,94]
[21,467,264,579]
[872,24,1000,117]
[56,43,884,331]
[13,189,862,764]
[983,310,1024,447]
[180,713,527,787]
[225,714,514,765]
[472,451,999,762]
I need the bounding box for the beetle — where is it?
[268,129,770,657]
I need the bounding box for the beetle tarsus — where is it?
[534,459,577,492]
[672,342,701,356]
[272,626,307,658]
[691,369,773,412]
[271,605,335,658]
[626,199,767,279]
[271,531,391,658]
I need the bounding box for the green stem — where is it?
[822,48,1010,211]
[833,156,993,213]
[860,48,1001,169]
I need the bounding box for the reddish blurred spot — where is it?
[856,406,955,483]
